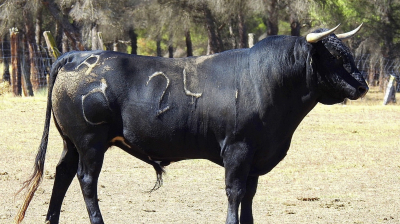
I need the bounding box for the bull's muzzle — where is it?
[357,85,369,98]
[352,73,369,98]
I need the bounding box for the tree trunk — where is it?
[35,8,42,49]
[290,15,301,36]
[128,27,138,55]
[21,35,34,96]
[156,39,162,57]
[10,28,21,96]
[238,12,247,48]
[379,57,386,91]
[168,45,173,58]
[24,8,38,94]
[379,1,395,91]
[2,36,10,83]
[27,42,38,94]
[265,0,279,36]
[203,3,222,54]
[185,30,193,57]
[55,22,63,51]
[42,0,85,50]
[229,18,237,49]
[91,23,98,50]
[368,63,377,86]
[97,32,104,50]
[62,31,69,53]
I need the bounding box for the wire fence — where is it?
[354,54,400,91]
[0,41,53,92]
[0,41,399,94]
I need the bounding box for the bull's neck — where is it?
[247,52,318,130]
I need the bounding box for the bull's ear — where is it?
[306,24,340,43]
[336,23,363,40]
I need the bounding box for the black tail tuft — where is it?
[148,163,166,193]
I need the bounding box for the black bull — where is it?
[17,28,368,224]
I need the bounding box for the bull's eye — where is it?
[343,62,352,73]
[336,56,343,64]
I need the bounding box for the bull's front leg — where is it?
[222,142,254,224]
[239,176,259,224]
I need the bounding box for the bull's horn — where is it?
[336,23,363,40]
[306,24,340,43]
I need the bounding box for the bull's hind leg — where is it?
[76,132,108,224]
[46,138,79,224]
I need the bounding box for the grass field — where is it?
[0,88,399,223]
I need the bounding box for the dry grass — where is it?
[0,81,11,96]
[0,89,399,223]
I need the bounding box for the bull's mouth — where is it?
[344,72,369,100]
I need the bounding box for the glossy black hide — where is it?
[18,31,368,224]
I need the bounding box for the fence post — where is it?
[10,27,21,96]
[248,33,255,48]
[113,39,118,52]
[383,75,396,105]
[43,31,61,60]
[43,31,61,87]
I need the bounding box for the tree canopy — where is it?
[0,0,399,67]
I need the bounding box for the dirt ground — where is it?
[0,92,399,224]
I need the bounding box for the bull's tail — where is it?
[149,163,165,193]
[15,55,68,224]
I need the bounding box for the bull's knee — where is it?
[226,186,246,204]
[77,171,97,194]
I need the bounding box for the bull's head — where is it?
[306,24,368,104]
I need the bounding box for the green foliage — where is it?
[247,16,267,38]
[278,20,291,36]
[311,0,371,28]
[188,26,208,56]
[0,0,399,62]
[137,38,158,56]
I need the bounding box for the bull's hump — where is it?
[193,54,217,65]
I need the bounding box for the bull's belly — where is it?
[119,127,224,163]
[122,129,222,161]
[116,98,226,163]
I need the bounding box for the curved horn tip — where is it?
[336,23,364,40]
[306,24,341,43]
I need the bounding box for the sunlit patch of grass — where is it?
[33,88,48,98]
[0,81,11,95]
